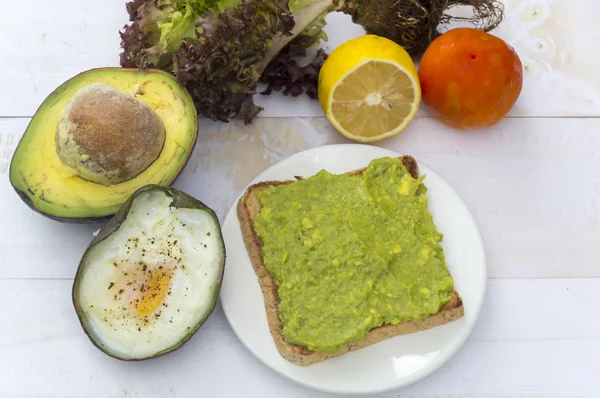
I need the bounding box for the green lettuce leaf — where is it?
[173,0,295,122]
[120,0,237,69]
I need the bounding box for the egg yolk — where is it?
[135,268,173,315]
[112,262,174,318]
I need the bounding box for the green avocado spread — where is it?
[253,157,455,354]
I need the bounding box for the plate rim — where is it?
[220,143,487,395]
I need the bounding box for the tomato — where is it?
[418,28,523,130]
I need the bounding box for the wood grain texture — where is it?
[0,278,597,397]
[2,0,600,394]
[1,0,600,117]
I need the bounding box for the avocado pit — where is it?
[55,83,166,186]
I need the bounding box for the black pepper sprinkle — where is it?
[207,232,211,236]
[119,289,124,294]
[108,282,114,290]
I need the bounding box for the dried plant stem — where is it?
[342,0,504,56]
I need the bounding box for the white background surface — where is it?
[1,0,599,397]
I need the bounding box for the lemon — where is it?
[318,35,421,142]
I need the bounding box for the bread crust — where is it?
[237,156,464,365]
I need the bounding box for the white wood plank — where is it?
[2,117,599,280]
[0,0,124,117]
[1,0,599,117]
[0,278,597,397]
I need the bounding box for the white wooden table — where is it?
[1,0,599,396]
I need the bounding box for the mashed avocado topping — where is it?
[253,157,455,354]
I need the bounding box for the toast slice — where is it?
[238,156,464,366]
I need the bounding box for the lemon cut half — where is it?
[318,35,421,143]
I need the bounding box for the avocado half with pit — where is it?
[73,185,225,360]
[9,68,198,222]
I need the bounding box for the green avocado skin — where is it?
[254,157,455,354]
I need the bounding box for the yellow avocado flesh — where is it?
[10,68,197,220]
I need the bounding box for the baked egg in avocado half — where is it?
[73,185,225,360]
[9,68,198,222]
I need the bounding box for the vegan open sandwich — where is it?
[238,156,463,365]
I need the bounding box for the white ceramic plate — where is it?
[220,144,486,394]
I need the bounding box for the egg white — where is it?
[75,190,223,359]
